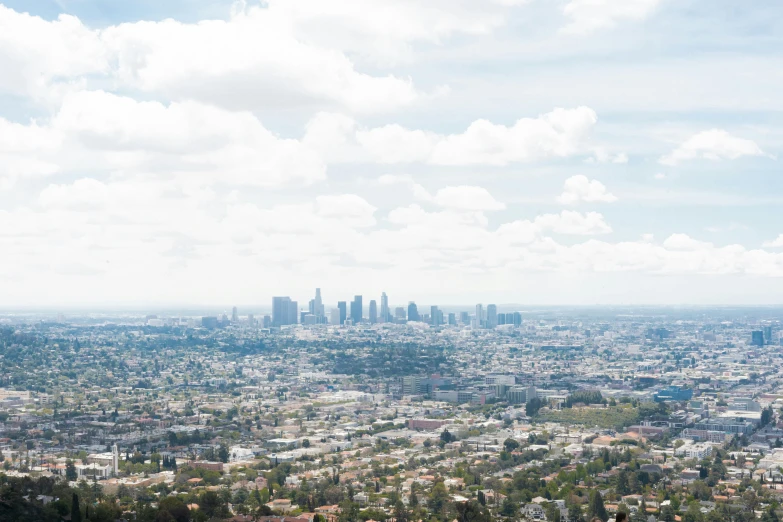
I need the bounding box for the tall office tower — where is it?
[272,296,292,326]
[338,301,347,325]
[459,311,469,324]
[498,313,506,326]
[448,313,456,325]
[263,315,271,328]
[751,331,765,347]
[369,300,378,323]
[380,292,389,323]
[430,305,440,326]
[512,312,522,327]
[314,288,324,319]
[330,308,341,325]
[475,304,484,328]
[486,304,498,329]
[407,302,420,322]
[231,306,238,323]
[764,326,773,343]
[351,295,363,324]
[247,314,255,326]
[289,301,298,324]
[395,307,406,322]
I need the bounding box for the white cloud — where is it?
[1,90,327,189]
[357,107,598,165]
[431,186,506,211]
[660,129,768,166]
[763,234,783,248]
[662,233,713,251]
[357,124,439,163]
[315,194,377,228]
[266,0,528,64]
[430,107,597,166]
[0,6,107,100]
[561,0,663,35]
[534,210,613,235]
[0,5,423,114]
[557,175,617,204]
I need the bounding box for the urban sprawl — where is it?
[1,292,782,522]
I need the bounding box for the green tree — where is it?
[158,496,191,522]
[66,460,78,481]
[428,482,450,513]
[71,493,82,522]
[588,490,608,522]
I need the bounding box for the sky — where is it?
[1,0,782,308]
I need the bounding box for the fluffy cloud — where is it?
[0,5,422,114]
[430,186,506,211]
[2,90,326,188]
[561,0,663,35]
[266,0,528,64]
[557,175,617,204]
[763,234,783,248]
[534,211,613,235]
[660,129,768,166]
[358,107,598,165]
[0,6,106,99]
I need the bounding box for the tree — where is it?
[616,469,630,495]
[660,505,676,522]
[66,460,78,481]
[428,482,450,513]
[218,444,229,463]
[71,493,82,522]
[158,496,191,522]
[409,484,418,507]
[503,438,520,452]
[587,490,608,522]
[500,497,519,517]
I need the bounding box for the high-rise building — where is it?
[380,292,389,323]
[338,301,347,325]
[247,313,255,326]
[448,313,456,325]
[751,331,765,347]
[486,304,498,329]
[430,305,440,327]
[395,307,406,322]
[231,306,238,323]
[308,288,325,322]
[289,300,298,325]
[498,313,506,325]
[459,311,469,325]
[407,302,420,322]
[764,326,773,343]
[272,296,292,326]
[201,316,218,329]
[263,315,271,328]
[369,300,377,323]
[351,295,363,324]
[330,308,341,325]
[475,304,484,328]
[511,312,522,327]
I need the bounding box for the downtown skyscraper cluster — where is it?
[270,289,521,329]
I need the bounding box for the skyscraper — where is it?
[272,296,292,326]
[448,313,456,325]
[459,311,469,325]
[231,306,238,323]
[330,308,341,325]
[475,304,484,328]
[380,292,389,323]
[369,300,377,323]
[407,302,419,322]
[486,304,498,329]
[289,300,298,325]
[395,307,406,322]
[430,305,440,327]
[351,295,363,324]
[752,330,765,347]
[338,301,347,325]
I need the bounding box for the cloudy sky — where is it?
[1,0,782,308]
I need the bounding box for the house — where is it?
[523,503,545,520]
